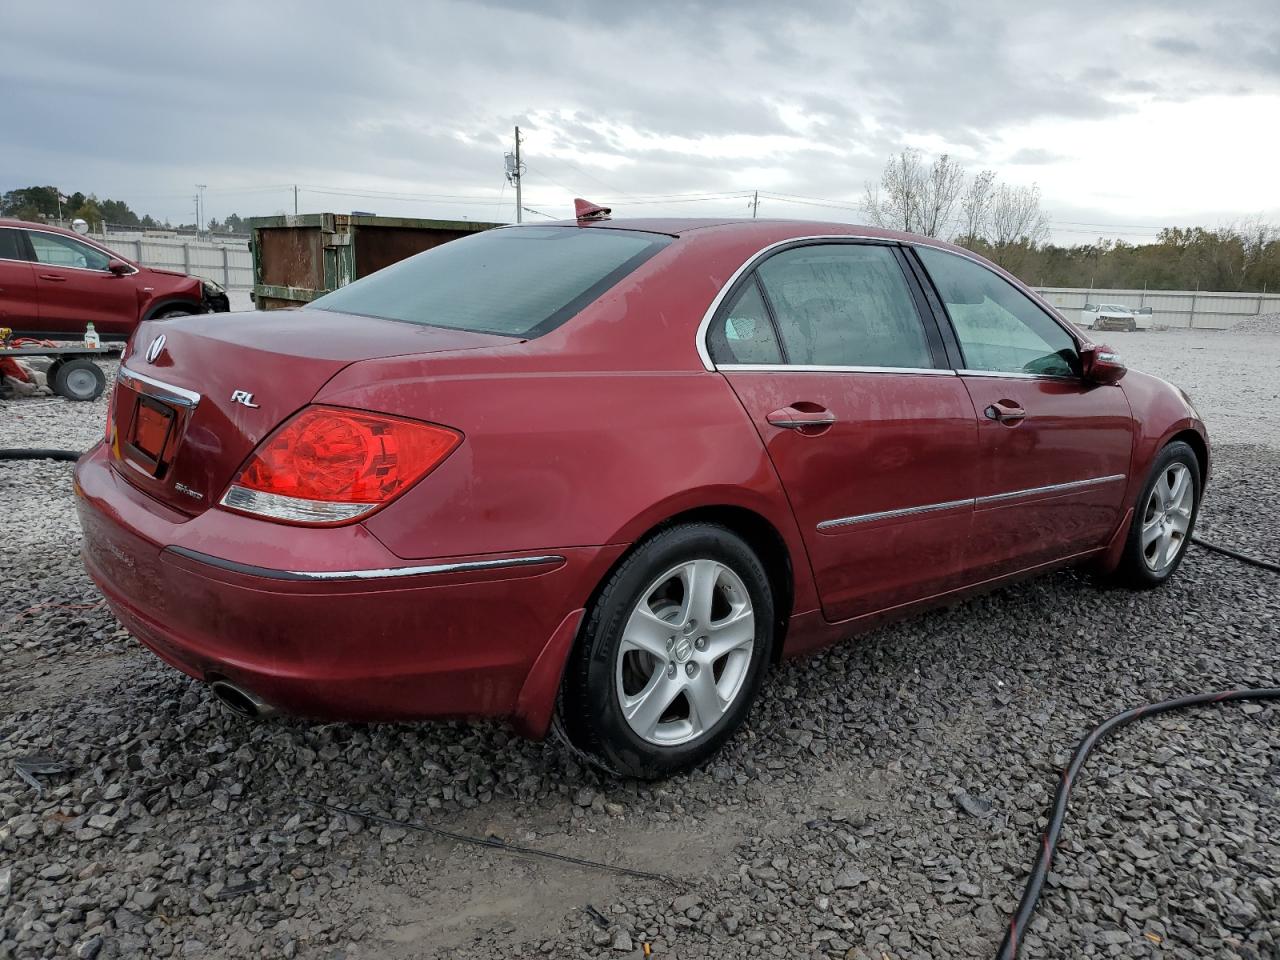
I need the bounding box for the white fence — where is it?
[98,234,253,290]
[1033,286,1280,331]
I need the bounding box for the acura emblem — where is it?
[145,334,167,364]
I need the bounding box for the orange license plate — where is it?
[131,399,174,463]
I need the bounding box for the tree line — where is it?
[863,150,1280,292]
[1,185,247,235]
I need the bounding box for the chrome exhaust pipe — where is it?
[208,678,276,719]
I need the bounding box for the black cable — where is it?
[996,686,1280,960]
[1191,534,1280,573]
[0,448,82,462]
[297,798,681,885]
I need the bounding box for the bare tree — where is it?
[957,169,996,244]
[864,148,924,233]
[863,149,965,238]
[916,153,965,238]
[986,183,1050,269]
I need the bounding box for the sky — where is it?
[2,0,1278,244]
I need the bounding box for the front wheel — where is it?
[1113,441,1201,588]
[558,523,774,779]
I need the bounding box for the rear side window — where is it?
[707,278,783,365]
[916,246,1078,377]
[311,226,671,338]
[755,244,935,368]
[0,228,24,261]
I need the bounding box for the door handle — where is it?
[39,274,67,282]
[766,405,837,430]
[984,400,1026,424]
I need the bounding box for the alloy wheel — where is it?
[1141,462,1194,572]
[614,559,755,746]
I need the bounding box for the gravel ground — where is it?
[1,331,1278,960]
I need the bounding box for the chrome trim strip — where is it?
[770,417,837,429]
[164,545,565,582]
[720,363,954,375]
[117,366,202,407]
[816,473,1128,531]
[975,473,1127,505]
[694,233,889,372]
[957,369,1081,382]
[817,497,973,531]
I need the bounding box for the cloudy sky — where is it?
[2,0,1277,243]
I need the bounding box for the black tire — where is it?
[154,308,194,320]
[1113,440,1201,588]
[559,523,775,779]
[53,358,107,401]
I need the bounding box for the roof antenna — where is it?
[574,198,612,221]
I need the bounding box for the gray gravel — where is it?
[1,332,1278,959]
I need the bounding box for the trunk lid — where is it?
[109,308,511,516]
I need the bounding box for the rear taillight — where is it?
[220,405,462,525]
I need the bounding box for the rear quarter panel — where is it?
[319,357,820,616]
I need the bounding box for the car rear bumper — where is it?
[74,444,622,734]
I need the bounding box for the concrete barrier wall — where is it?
[1033,287,1280,330]
[98,235,253,290]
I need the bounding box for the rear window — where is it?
[311,226,671,338]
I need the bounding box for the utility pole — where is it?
[293,185,299,216]
[196,184,207,236]
[505,126,525,224]
[750,190,759,218]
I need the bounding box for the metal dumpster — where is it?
[247,213,503,310]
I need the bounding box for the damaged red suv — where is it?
[75,216,1208,778]
[0,218,230,339]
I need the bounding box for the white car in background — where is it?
[1080,302,1153,331]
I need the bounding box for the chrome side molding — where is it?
[817,474,1127,531]
[164,546,565,582]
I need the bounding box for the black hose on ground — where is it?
[0,448,83,462]
[996,686,1280,959]
[1191,533,1280,574]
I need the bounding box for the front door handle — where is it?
[38,274,67,282]
[766,405,837,430]
[984,400,1026,424]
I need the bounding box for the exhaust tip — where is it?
[208,677,275,719]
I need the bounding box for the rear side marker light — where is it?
[220,406,462,525]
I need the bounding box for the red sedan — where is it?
[75,214,1208,778]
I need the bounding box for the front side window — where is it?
[27,231,112,271]
[707,278,783,364]
[754,244,935,368]
[917,246,1078,377]
[312,226,671,338]
[0,228,25,261]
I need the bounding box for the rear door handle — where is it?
[984,400,1026,424]
[766,405,837,430]
[38,274,67,282]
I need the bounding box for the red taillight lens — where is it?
[221,406,462,525]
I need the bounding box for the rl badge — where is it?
[230,390,260,408]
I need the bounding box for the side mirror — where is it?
[107,260,132,276]
[1081,343,1127,385]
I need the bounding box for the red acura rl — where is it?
[75,215,1208,778]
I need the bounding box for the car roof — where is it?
[534,216,954,246]
[0,217,79,236]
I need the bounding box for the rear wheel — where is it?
[53,358,106,401]
[1113,441,1200,588]
[154,307,194,321]
[559,523,774,779]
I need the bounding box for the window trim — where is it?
[699,236,943,373]
[907,241,1087,381]
[24,227,128,275]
